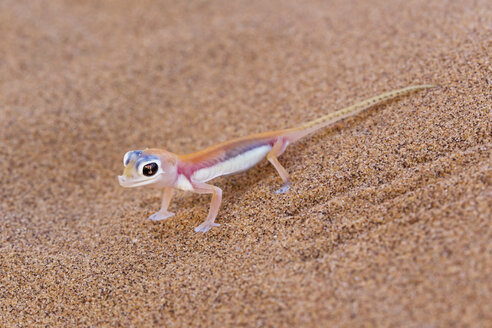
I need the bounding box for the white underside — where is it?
[192,145,272,182]
[175,174,195,191]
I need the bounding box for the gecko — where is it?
[118,84,435,233]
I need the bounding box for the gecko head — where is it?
[118,149,178,188]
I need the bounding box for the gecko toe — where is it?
[148,211,175,221]
[275,183,291,194]
[194,222,220,233]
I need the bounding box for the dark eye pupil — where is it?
[142,163,158,176]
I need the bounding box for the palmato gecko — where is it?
[119,85,435,232]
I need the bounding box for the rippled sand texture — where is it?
[0,0,490,326]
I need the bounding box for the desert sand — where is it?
[0,0,490,326]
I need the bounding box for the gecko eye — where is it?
[142,162,159,176]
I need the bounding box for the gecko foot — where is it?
[194,222,220,233]
[148,211,175,221]
[275,182,291,194]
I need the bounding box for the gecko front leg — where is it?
[149,187,175,221]
[191,182,222,233]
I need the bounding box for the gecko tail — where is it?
[284,84,437,142]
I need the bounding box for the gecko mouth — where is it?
[118,173,162,188]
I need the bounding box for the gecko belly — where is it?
[192,145,272,182]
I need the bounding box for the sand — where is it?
[0,0,491,326]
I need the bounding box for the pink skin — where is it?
[148,187,174,221]
[119,85,435,233]
[189,183,223,232]
[169,137,289,233]
[120,136,290,233]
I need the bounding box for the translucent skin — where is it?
[119,85,436,233]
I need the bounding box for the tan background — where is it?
[0,0,491,326]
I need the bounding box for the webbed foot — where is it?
[275,182,291,194]
[148,211,175,221]
[194,222,220,233]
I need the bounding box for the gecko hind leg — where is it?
[267,139,291,194]
[275,182,291,194]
